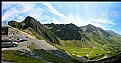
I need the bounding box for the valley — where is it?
[56,40,107,60]
[2,16,121,63]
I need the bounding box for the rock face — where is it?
[106,30,121,37]
[45,23,121,44]
[8,16,60,44]
[44,23,81,40]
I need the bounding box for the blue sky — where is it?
[2,2,121,34]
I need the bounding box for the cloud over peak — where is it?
[42,2,66,17]
[2,2,121,34]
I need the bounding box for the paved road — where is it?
[2,26,58,51]
[2,38,57,51]
[2,41,29,51]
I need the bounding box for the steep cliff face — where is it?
[8,16,60,44]
[45,23,81,40]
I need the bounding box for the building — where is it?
[2,22,10,35]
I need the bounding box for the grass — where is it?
[2,50,46,63]
[28,42,75,63]
[56,40,107,60]
[57,46,106,59]
[103,43,121,57]
[27,42,39,49]
[33,49,74,63]
[21,29,44,40]
[57,39,121,61]
[59,40,94,48]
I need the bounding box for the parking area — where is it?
[2,26,58,51]
[2,27,29,50]
[2,40,29,51]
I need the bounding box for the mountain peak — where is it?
[106,30,121,37]
[26,16,33,19]
[23,16,39,26]
[26,16,33,18]
[81,24,97,32]
[86,24,95,27]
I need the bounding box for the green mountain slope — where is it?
[44,23,121,60]
[44,23,121,47]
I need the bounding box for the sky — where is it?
[2,2,121,34]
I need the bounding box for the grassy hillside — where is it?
[28,42,82,63]
[56,40,107,60]
[2,50,46,63]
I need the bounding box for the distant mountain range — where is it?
[44,22,121,47]
[106,30,121,37]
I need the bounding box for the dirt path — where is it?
[29,39,58,50]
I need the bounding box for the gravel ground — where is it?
[2,38,57,51]
[2,27,72,60]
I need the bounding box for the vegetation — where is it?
[56,40,107,60]
[8,20,22,28]
[27,42,39,49]
[33,49,75,63]
[2,50,46,63]
[28,42,78,63]
[8,16,121,62]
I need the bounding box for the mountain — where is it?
[44,23,82,40]
[44,23,121,59]
[80,24,115,45]
[80,24,111,38]
[8,16,121,62]
[44,23,120,46]
[8,16,60,44]
[45,23,121,44]
[106,30,121,37]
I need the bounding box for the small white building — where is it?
[2,22,10,35]
[2,22,11,40]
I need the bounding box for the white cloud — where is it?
[92,19,114,25]
[19,3,36,13]
[58,14,114,29]
[28,7,43,20]
[2,7,20,21]
[2,3,43,22]
[17,16,25,22]
[2,2,114,30]
[38,13,114,29]
[52,18,62,24]
[120,32,121,35]
[42,2,66,17]
[58,4,63,8]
